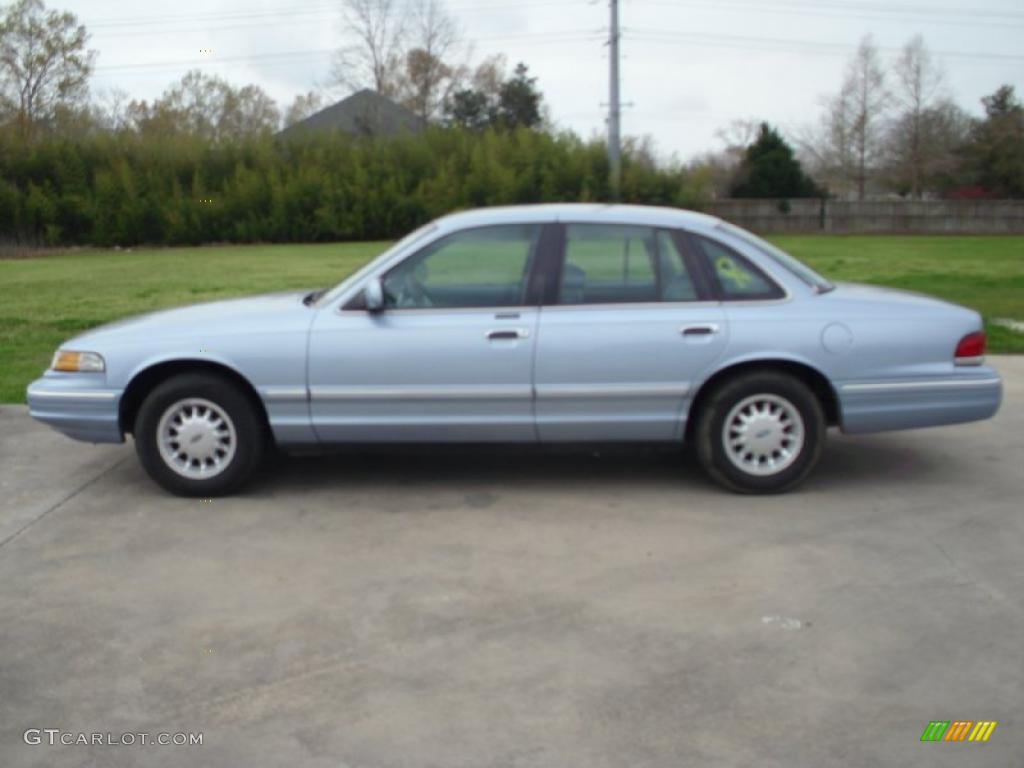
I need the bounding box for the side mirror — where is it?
[364,277,385,312]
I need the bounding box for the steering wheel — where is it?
[390,271,434,308]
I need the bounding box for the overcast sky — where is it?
[73,0,1024,161]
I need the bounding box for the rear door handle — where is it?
[486,328,530,340]
[680,324,720,336]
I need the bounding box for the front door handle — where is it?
[486,328,530,340]
[680,323,720,336]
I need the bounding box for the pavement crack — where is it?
[166,604,583,724]
[931,538,1018,612]
[932,540,966,576]
[0,456,128,552]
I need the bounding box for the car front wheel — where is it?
[694,371,825,494]
[134,373,265,497]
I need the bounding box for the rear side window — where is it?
[656,230,699,301]
[558,224,700,304]
[692,235,784,300]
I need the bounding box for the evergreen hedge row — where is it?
[0,127,701,246]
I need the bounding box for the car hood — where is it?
[67,290,314,346]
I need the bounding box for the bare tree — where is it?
[715,118,760,163]
[92,86,132,131]
[682,119,761,199]
[797,89,858,198]
[842,36,890,200]
[887,35,945,198]
[283,90,324,128]
[883,99,970,197]
[395,0,463,121]
[0,0,95,135]
[469,54,506,100]
[330,0,407,98]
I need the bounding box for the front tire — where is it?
[134,373,265,497]
[694,371,825,494]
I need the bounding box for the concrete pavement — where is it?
[1,356,1023,767]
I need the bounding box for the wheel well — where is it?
[684,359,841,442]
[119,360,270,437]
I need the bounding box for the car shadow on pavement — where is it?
[253,443,699,494]
[242,432,951,496]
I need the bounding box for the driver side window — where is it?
[383,224,540,309]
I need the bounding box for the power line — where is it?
[86,4,337,28]
[640,0,1024,23]
[84,0,588,30]
[627,29,1024,63]
[85,3,601,46]
[83,0,1020,31]
[637,0,1024,29]
[92,31,604,76]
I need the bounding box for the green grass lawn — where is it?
[1,235,1022,403]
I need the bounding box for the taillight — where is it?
[954,331,986,365]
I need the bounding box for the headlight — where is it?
[52,350,106,373]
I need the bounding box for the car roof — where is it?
[434,203,722,232]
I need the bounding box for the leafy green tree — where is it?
[445,88,490,130]
[495,63,542,130]
[128,71,280,141]
[444,61,543,131]
[0,0,95,136]
[730,123,822,198]
[960,85,1024,198]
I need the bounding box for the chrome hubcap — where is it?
[722,394,805,477]
[157,398,237,479]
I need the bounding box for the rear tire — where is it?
[694,371,825,494]
[134,373,265,497]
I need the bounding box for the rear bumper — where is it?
[837,369,1002,434]
[26,375,124,444]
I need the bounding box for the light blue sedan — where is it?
[27,204,1002,496]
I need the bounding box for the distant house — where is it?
[278,89,425,140]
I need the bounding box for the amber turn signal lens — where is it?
[53,351,83,371]
[51,350,105,372]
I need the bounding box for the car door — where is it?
[533,223,728,441]
[307,223,546,442]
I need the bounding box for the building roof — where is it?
[278,89,425,139]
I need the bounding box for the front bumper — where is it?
[26,373,124,444]
[837,367,1002,434]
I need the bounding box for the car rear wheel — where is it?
[694,371,825,494]
[134,373,265,497]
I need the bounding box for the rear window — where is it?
[717,222,834,293]
[691,235,785,301]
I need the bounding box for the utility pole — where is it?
[608,0,622,200]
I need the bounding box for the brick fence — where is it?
[704,199,1024,234]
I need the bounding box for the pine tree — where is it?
[730,123,822,198]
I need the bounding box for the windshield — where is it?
[717,222,834,293]
[314,222,439,306]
